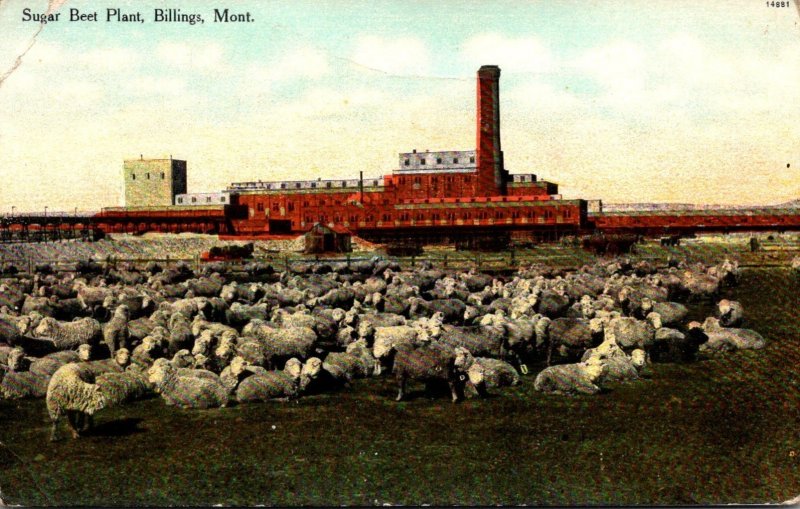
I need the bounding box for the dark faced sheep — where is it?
[394,342,468,403]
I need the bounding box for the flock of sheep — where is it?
[0,253,767,440]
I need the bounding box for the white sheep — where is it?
[34,316,102,350]
[534,360,608,396]
[147,358,229,409]
[103,305,130,357]
[236,358,304,402]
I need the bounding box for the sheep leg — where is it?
[49,417,60,442]
[66,412,82,439]
[396,376,406,402]
[448,379,460,403]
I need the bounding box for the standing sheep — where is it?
[393,343,467,403]
[34,316,102,350]
[103,305,130,357]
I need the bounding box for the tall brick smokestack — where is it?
[476,65,506,194]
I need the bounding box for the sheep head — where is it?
[114,348,131,368]
[78,344,92,361]
[583,359,608,384]
[453,346,475,372]
[147,358,174,389]
[170,349,194,368]
[34,317,58,339]
[646,312,663,330]
[114,304,130,321]
[284,358,303,380]
[630,349,647,371]
[7,348,26,372]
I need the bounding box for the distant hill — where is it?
[603,200,799,212]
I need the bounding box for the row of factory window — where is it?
[404,156,475,166]
[300,209,567,224]
[131,172,165,181]
[177,196,228,204]
[397,175,472,185]
[229,179,379,190]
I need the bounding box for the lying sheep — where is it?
[34,316,102,350]
[697,318,766,353]
[466,357,520,397]
[299,357,348,394]
[717,299,744,327]
[147,358,229,409]
[581,340,646,384]
[534,360,608,396]
[235,358,304,402]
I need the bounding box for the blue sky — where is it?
[1,0,798,211]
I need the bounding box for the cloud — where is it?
[461,34,552,73]
[80,47,142,72]
[351,36,430,75]
[574,41,645,92]
[156,41,226,72]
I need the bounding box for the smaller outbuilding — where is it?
[304,223,352,254]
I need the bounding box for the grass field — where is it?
[0,242,798,505]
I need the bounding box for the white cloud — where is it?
[156,41,225,72]
[461,34,552,73]
[126,76,188,96]
[351,36,430,75]
[80,47,142,72]
[574,41,645,92]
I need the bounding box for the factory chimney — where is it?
[476,65,507,194]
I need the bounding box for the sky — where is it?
[0,0,799,211]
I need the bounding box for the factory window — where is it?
[341,182,347,188]
[296,183,301,188]
[527,210,534,218]
[191,197,197,203]
[373,180,378,186]
[311,183,316,188]
[382,213,391,221]
[366,214,374,222]
[161,172,165,179]
[326,182,331,188]
[404,159,410,166]
[272,204,279,212]
[416,213,424,220]
[280,183,286,189]
[421,158,426,165]
[178,198,183,204]
[453,158,458,164]
[206,197,212,203]
[414,177,421,185]
[257,203,264,212]
[465,176,471,182]
[432,213,440,220]
[436,158,442,164]
[288,203,294,212]
[469,156,475,163]
[495,211,504,219]
[303,201,309,207]
[220,197,225,203]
